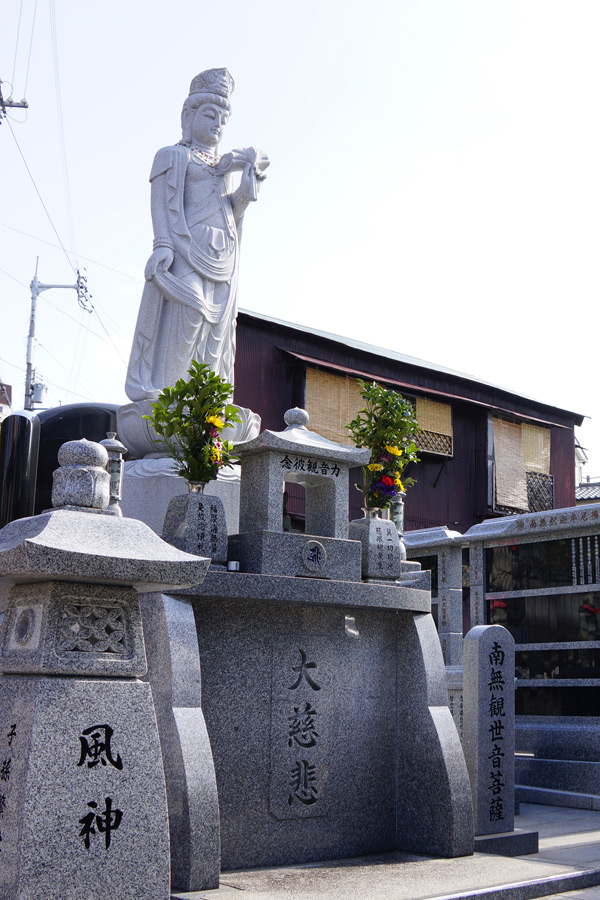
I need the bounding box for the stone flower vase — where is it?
[390,494,408,561]
[161,481,227,567]
[348,497,405,583]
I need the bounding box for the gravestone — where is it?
[0,439,211,900]
[349,514,404,582]
[464,625,515,834]
[463,624,537,855]
[162,490,228,567]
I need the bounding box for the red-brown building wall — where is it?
[233,312,582,532]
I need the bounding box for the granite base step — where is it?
[171,865,600,900]
[428,868,600,900]
[515,758,600,797]
[516,784,600,811]
[474,828,539,857]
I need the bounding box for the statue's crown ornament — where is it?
[189,68,235,100]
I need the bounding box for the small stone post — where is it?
[463,624,515,835]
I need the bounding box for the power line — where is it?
[38,292,107,340]
[86,301,128,367]
[0,265,28,289]
[39,374,96,403]
[0,355,26,374]
[36,338,102,395]
[11,1,24,87]
[4,116,76,275]
[23,0,38,98]
[0,222,143,283]
[49,0,77,262]
[0,354,97,405]
[1,353,101,405]
[67,295,88,398]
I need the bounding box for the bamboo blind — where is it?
[305,368,455,454]
[416,397,453,436]
[304,368,364,446]
[493,418,529,511]
[522,423,551,474]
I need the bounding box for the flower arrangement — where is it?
[143,360,241,484]
[346,379,420,510]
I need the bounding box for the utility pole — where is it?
[24,258,92,410]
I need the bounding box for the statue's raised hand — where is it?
[216,147,269,202]
[145,246,174,281]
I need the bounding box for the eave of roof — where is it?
[239,308,585,425]
[576,484,600,500]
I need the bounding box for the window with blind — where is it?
[303,367,453,456]
[415,397,453,457]
[491,417,553,514]
[303,368,365,446]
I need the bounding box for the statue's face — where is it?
[191,103,229,149]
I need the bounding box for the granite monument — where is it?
[0,439,211,900]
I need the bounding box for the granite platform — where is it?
[153,562,473,883]
[170,803,600,900]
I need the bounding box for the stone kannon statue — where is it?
[125,68,269,404]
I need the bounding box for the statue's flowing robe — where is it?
[125,144,241,401]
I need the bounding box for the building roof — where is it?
[239,308,585,424]
[576,483,600,501]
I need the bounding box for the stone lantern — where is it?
[0,439,210,900]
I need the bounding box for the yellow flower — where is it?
[385,444,403,457]
[207,414,225,429]
[367,463,383,471]
[394,478,405,492]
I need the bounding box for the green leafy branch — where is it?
[346,379,421,508]
[143,360,242,484]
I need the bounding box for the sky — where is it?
[1,1,599,475]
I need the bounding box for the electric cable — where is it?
[0,356,26,373]
[67,301,88,397]
[38,293,106,341]
[11,1,24,88]
[8,65,127,378]
[36,374,95,403]
[23,0,38,99]
[48,0,85,395]
[0,354,115,406]
[36,339,101,395]
[86,301,128,367]
[5,116,77,275]
[49,0,78,263]
[0,223,143,283]
[0,265,28,288]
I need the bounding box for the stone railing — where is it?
[405,503,600,746]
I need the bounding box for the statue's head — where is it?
[181,68,234,146]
